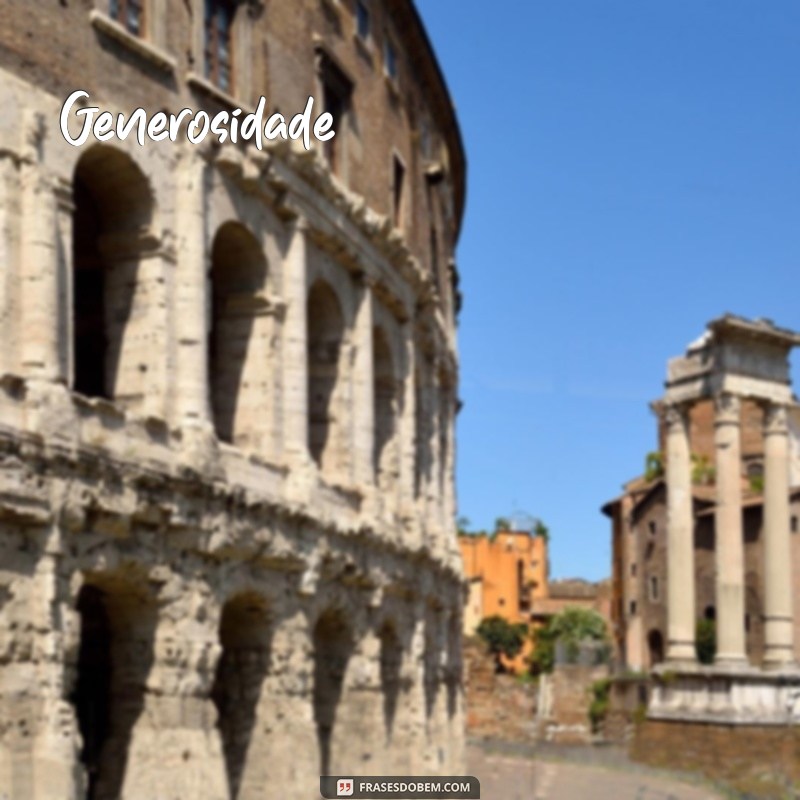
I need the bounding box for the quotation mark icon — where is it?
[337,778,354,797]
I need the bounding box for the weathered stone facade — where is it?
[0,1,466,797]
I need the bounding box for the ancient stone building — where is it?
[0,1,466,798]
[604,318,800,673]
[605,316,800,789]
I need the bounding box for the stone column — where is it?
[281,217,309,465]
[398,325,417,521]
[763,403,796,670]
[351,279,375,488]
[713,392,748,668]
[173,147,210,427]
[19,165,62,382]
[665,403,697,665]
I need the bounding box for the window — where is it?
[205,0,235,92]
[109,0,143,35]
[648,520,657,536]
[384,37,397,80]
[392,155,405,228]
[320,55,352,176]
[630,563,637,577]
[356,0,370,40]
[792,515,798,533]
[629,600,637,616]
[648,576,660,602]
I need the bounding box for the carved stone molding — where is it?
[764,403,789,437]
[714,392,741,426]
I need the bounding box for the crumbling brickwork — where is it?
[0,1,466,797]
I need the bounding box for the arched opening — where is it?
[373,326,398,487]
[647,629,664,667]
[71,576,156,800]
[209,222,268,444]
[211,592,271,799]
[313,610,353,775]
[72,145,154,403]
[379,622,402,742]
[307,281,345,474]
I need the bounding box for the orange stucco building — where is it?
[460,530,548,670]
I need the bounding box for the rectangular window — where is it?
[629,600,637,616]
[630,563,637,577]
[384,37,397,79]
[109,0,143,35]
[392,155,405,228]
[792,515,798,533]
[205,0,235,92]
[648,520,657,536]
[356,0,370,40]
[319,55,353,176]
[648,576,660,602]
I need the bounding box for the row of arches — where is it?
[71,144,440,491]
[71,577,459,799]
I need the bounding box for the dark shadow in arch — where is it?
[71,575,156,800]
[211,592,272,799]
[313,610,353,775]
[209,222,268,444]
[379,622,403,742]
[307,281,345,470]
[72,145,153,400]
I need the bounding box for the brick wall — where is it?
[464,640,536,743]
[632,718,800,797]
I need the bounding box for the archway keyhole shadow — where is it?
[211,592,272,800]
[313,610,354,776]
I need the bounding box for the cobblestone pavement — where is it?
[467,743,729,800]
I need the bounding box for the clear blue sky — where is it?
[416,1,800,581]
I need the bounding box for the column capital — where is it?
[764,403,789,437]
[664,402,690,431]
[714,392,741,426]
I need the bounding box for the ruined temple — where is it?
[0,1,466,797]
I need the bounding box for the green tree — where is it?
[534,520,550,543]
[476,615,528,673]
[644,451,664,482]
[530,607,608,674]
[494,517,511,533]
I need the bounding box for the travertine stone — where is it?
[713,392,748,668]
[664,403,696,665]
[763,403,796,669]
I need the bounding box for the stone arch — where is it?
[71,574,157,800]
[312,609,354,776]
[72,144,155,405]
[209,221,269,445]
[210,591,271,799]
[373,325,399,488]
[307,280,346,474]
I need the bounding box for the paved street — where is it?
[467,744,727,800]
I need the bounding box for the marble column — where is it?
[762,403,796,670]
[281,217,309,464]
[665,403,697,665]
[351,279,375,488]
[173,147,210,427]
[713,392,748,668]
